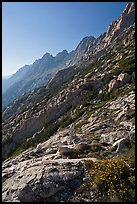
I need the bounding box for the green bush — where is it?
[10,146,24,158]
[113,57,135,76]
[60,115,74,128]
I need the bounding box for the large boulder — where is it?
[108,79,119,92]
[108,73,131,92]
[2,158,85,202]
[117,73,131,87]
[58,145,74,156]
[112,137,131,153]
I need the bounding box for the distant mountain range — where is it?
[2,35,97,108]
[2,75,12,94]
[2,50,75,108]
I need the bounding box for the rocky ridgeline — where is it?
[72,2,135,67]
[101,2,135,46]
[2,3,135,202]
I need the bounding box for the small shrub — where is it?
[60,115,74,128]
[11,147,23,158]
[73,109,85,120]
[87,157,135,202]
[113,57,135,76]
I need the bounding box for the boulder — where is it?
[112,137,131,153]
[74,142,90,151]
[108,79,119,92]
[117,73,131,87]
[58,146,74,155]
[108,73,131,92]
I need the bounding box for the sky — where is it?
[2,2,128,76]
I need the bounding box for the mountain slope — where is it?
[2,3,135,202]
[2,1,135,159]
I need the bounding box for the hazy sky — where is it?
[2,2,128,76]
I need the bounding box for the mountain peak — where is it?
[42,52,53,58]
[104,2,135,44]
[82,35,95,40]
[123,2,135,15]
[79,36,96,45]
[56,49,68,57]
